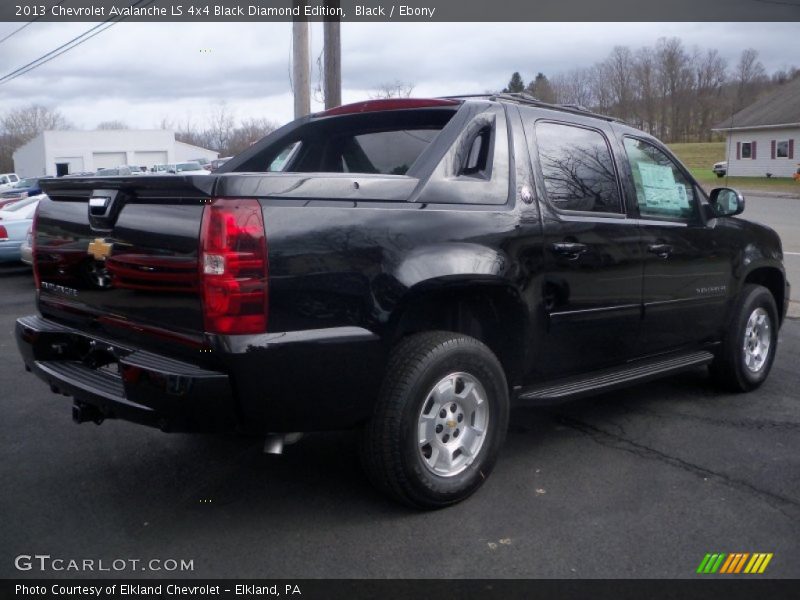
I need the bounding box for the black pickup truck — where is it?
[17,95,789,508]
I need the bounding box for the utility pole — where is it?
[292,1,310,118]
[323,2,341,110]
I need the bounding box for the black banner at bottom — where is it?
[4,579,800,600]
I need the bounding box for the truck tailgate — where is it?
[36,176,215,348]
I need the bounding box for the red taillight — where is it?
[199,198,268,335]
[32,205,40,289]
[0,225,7,240]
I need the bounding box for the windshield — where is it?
[176,162,201,172]
[15,178,35,188]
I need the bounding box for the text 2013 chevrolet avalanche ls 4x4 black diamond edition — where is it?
[17,95,790,508]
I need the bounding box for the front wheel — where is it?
[711,284,779,392]
[360,331,509,509]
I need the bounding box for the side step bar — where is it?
[517,350,714,404]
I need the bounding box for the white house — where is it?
[12,130,218,177]
[712,77,800,178]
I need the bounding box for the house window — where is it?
[777,141,789,158]
[741,142,752,159]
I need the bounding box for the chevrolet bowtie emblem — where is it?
[88,238,113,261]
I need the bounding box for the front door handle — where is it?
[551,242,588,260]
[648,243,673,258]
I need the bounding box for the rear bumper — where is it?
[15,315,237,432]
[0,240,22,262]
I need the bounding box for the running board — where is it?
[516,350,714,404]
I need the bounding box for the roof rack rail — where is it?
[441,92,621,123]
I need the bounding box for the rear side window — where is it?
[534,122,622,214]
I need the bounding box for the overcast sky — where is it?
[0,21,798,130]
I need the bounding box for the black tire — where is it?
[361,331,509,509]
[716,172,725,178]
[710,284,778,392]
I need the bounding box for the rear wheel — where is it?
[361,331,509,509]
[711,284,778,392]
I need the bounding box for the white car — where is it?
[0,173,20,192]
[154,162,208,176]
[0,194,42,221]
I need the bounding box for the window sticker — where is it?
[637,162,688,210]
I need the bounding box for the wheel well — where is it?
[391,285,528,385]
[744,267,785,323]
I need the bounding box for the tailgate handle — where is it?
[89,196,111,216]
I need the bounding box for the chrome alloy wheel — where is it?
[743,307,771,373]
[417,372,490,477]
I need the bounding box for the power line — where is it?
[0,0,156,87]
[0,0,69,48]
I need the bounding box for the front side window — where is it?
[534,122,622,213]
[777,141,789,158]
[623,137,698,221]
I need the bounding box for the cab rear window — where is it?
[235,108,456,175]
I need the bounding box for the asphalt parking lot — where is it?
[1,195,799,579]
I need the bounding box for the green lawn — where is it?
[670,142,800,195]
[668,142,726,170]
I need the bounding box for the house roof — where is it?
[713,77,800,131]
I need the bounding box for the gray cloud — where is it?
[0,21,798,128]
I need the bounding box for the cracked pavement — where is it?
[1,265,798,579]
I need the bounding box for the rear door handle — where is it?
[647,243,673,258]
[551,242,588,260]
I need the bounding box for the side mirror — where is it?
[709,187,745,217]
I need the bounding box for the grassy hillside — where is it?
[668,142,726,170]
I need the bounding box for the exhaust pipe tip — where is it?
[263,433,303,455]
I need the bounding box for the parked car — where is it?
[19,95,789,509]
[0,198,38,263]
[169,161,209,175]
[19,226,33,265]
[713,161,727,177]
[209,157,232,171]
[0,194,41,221]
[0,196,27,210]
[0,173,20,192]
[96,166,136,177]
[0,177,52,202]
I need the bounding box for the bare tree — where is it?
[655,37,695,141]
[206,102,236,153]
[734,48,767,110]
[633,47,658,135]
[694,49,727,141]
[605,46,636,122]
[369,80,415,99]
[551,68,594,108]
[0,104,71,172]
[227,118,278,155]
[96,120,129,130]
